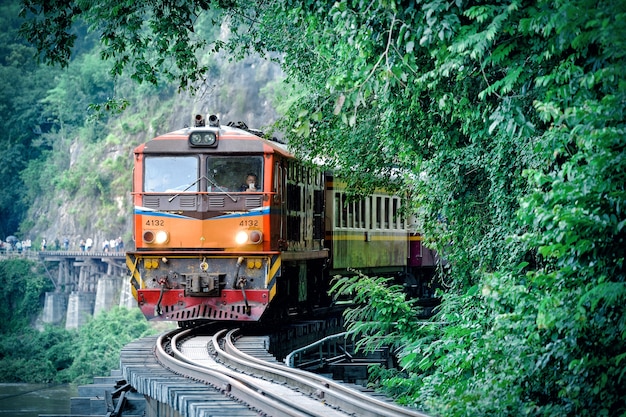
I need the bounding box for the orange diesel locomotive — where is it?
[127,115,438,324]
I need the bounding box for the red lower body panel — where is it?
[137,288,270,322]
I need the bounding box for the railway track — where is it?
[152,325,431,417]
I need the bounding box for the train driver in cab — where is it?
[239,173,259,192]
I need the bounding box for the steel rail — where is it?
[155,328,313,417]
[217,328,432,417]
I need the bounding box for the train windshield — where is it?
[144,156,199,192]
[207,156,264,192]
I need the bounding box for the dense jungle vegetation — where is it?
[2,0,624,415]
[0,259,156,383]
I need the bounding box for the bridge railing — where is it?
[38,250,127,259]
[0,249,127,261]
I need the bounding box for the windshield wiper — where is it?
[206,175,238,202]
[168,176,238,203]
[168,176,204,202]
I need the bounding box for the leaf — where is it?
[333,94,345,115]
[406,40,415,54]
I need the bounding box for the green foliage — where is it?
[0,259,52,332]
[0,307,158,384]
[330,271,421,353]
[19,0,227,90]
[0,258,158,384]
[0,326,77,383]
[220,0,625,415]
[0,145,33,236]
[65,307,157,384]
[16,0,626,415]
[0,1,61,237]
[39,51,115,131]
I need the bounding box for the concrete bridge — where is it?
[7,250,136,329]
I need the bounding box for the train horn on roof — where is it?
[194,114,205,127]
[208,114,220,127]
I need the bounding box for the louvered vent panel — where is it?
[180,196,196,208]
[245,197,262,208]
[209,197,225,208]
[143,196,160,208]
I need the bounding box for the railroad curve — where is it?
[153,326,431,417]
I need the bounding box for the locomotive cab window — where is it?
[144,156,199,192]
[207,156,263,192]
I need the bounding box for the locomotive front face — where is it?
[137,153,267,251]
[127,123,290,322]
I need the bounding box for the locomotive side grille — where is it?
[179,196,196,208]
[209,196,225,208]
[143,196,160,208]
[245,197,262,208]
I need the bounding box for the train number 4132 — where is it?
[146,220,165,226]
[240,220,258,227]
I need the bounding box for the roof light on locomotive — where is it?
[188,129,218,147]
[189,114,220,147]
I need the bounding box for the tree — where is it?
[65,307,157,383]
[19,0,626,415]
[0,0,62,237]
[0,259,52,331]
[19,0,226,90]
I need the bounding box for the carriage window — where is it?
[384,197,390,229]
[375,196,382,229]
[356,199,366,229]
[334,192,341,228]
[347,200,354,228]
[207,156,264,191]
[144,156,199,192]
[392,198,400,229]
[341,194,348,227]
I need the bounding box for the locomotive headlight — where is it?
[143,230,169,244]
[235,231,248,245]
[249,230,263,244]
[155,230,169,244]
[188,130,218,147]
[143,230,155,243]
[235,230,263,245]
[190,133,201,144]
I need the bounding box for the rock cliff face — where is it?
[26,56,283,252]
